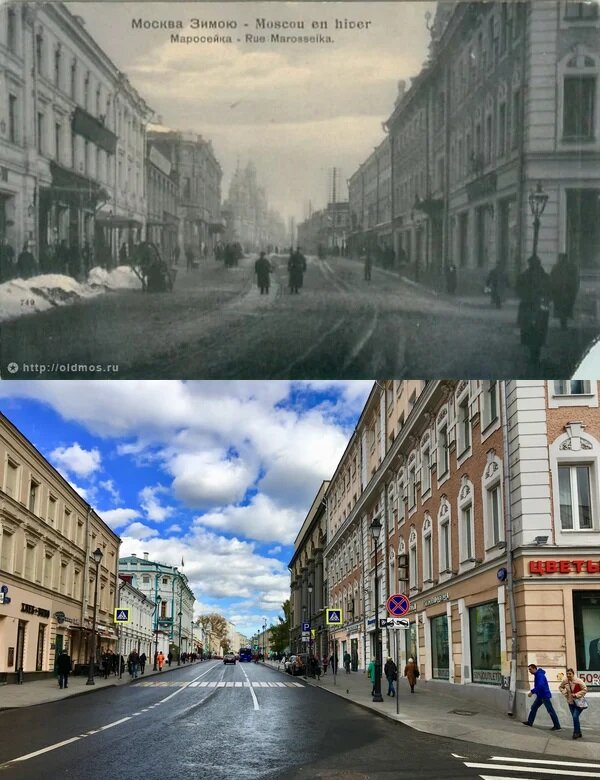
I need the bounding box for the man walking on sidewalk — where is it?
[57,649,72,689]
[523,663,561,731]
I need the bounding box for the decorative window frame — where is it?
[437,497,453,582]
[436,405,450,488]
[557,45,599,149]
[420,432,433,501]
[422,513,434,586]
[408,526,418,593]
[550,424,600,543]
[560,1,600,29]
[407,450,418,517]
[457,476,477,572]
[397,467,406,527]
[455,381,472,467]
[389,545,396,593]
[480,379,501,440]
[481,450,505,558]
[547,380,598,409]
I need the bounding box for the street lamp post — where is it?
[191,621,194,658]
[308,583,313,666]
[371,517,383,703]
[262,617,267,661]
[152,595,161,671]
[177,609,183,665]
[86,547,103,686]
[529,181,548,259]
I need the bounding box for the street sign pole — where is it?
[395,629,400,715]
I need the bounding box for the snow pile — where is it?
[88,265,141,290]
[0,266,141,322]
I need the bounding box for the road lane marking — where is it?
[480,776,543,780]
[156,662,220,704]
[11,737,81,763]
[99,717,132,731]
[490,757,600,769]
[464,763,600,778]
[239,663,259,711]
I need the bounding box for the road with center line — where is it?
[1,661,599,780]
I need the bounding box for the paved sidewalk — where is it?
[0,660,201,710]
[265,661,599,760]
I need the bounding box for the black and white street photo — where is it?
[0,1,599,378]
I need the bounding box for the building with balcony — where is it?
[147,124,223,261]
[347,137,392,259]
[0,412,121,682]
[118,553,196,660]
[146,142,178,264]
[0,2,152,272]
[313,380,600,722]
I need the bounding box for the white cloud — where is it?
[98,508,140,530]
[139,484,175,522]
[167,523,182,534]
[99,479,121,504]
[168,450,258,508]
[123,522,160,541]
[267,545,282,555]
[195,494,303,544]
[50,442,102,477]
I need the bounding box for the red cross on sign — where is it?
[386,593,410,617]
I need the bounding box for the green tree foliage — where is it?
[268,599,291,654]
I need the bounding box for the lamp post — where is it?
[262,617,267,661]
[177,609,183,665]
[308,583,313,664]
[191,621,194,658]
[86,547,103,686]
[370,517,383,703]
[528,181,548,259]
[153,595,161,671]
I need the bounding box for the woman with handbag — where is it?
[559,668,588,739]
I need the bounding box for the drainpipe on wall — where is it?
[81,504,92,643]
[501,381,518,716]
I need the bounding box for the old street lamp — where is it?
[86,547,103,685]
[370,517,383,703]
[528,181,548,258]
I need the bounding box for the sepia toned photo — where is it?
[0,1,599,380]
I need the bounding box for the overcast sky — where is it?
[68,1,435,223]
[0,381,372,638]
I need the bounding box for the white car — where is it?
[223,652,236,665]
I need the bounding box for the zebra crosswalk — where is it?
[454,754,600,779]
[137,680,305,689]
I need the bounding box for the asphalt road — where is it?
[0,662,597,780]
[1,255,596,379]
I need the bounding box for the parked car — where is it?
[223,652,236,665]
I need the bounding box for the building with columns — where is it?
[299,380,600,723]
[0,2,152,272]
[0,412,121,682]
[118,553,196,660]
[288,481,328,658]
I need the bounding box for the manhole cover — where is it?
[450,709,478,716]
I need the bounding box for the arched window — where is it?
[437,497,452,575]
[422,514,433,583]
[408,527,418,591]
[482,451,504,550]
[457,476,476,564]
[559,46,599,143]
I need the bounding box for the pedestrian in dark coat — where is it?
[486,263,508,308]
[343,651,351,673]
[185,247,194,272]
[523,663,561,730]
[0,237,16,282]
[255,252,272,294]
[516,255,551,339]
[288,248,306,294]
[56,649,72,689]
[384,657,397,697]
[404,657,419,693]
[364,251,372,281]
[445,263,457,294]
[17,243,37,279]
[550,253,579,329]
[167,651,173,667]
[139,652,147,674]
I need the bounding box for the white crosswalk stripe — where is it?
[459,754,600,780]
[137,680,304,689]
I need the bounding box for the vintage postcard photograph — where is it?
[0,1,599,379]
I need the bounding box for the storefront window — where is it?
[431,615,449,679]
[469,601,501,684]
[574,591,600,689]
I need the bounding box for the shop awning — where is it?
[72,107,118,154]
[95,214,143,229]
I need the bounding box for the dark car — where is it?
[223,652,236,665]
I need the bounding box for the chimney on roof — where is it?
[131,553,137,558]
[143,552,149,560]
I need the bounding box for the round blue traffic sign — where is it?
[386,593,410,617]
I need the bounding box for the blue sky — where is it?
[0,381,371,638]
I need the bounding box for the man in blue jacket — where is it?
[522,663,561,730]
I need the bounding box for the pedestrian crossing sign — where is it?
[326,608,343,625]
[113,608,130,623]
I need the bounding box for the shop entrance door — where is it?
[15,620,26,673]
[54,633,64,672]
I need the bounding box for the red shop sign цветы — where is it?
[529,559,600,575]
